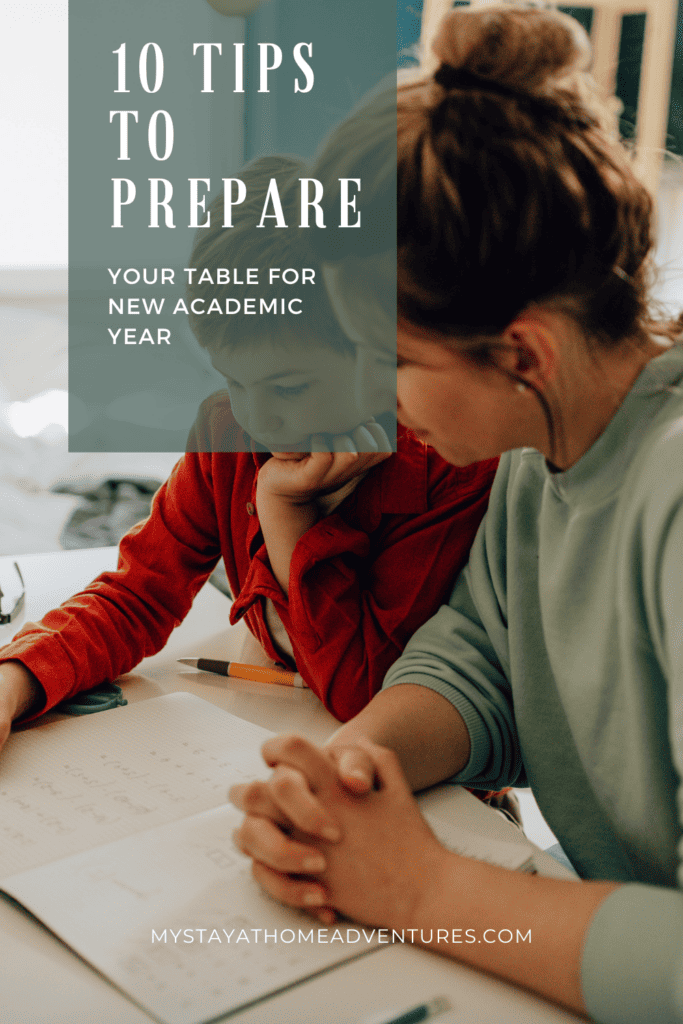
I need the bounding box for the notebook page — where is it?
[0,693,273,878]
[418,785,528,844]
[422,814,534,871]
[3,804,380,1024]
[418,788,535,871]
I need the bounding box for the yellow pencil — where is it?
[178,657,307,688]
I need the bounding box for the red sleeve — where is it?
[263,451,497,722]
[0,452,224,714]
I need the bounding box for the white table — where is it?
[0,548,582,1024]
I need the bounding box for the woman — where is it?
[230,6,683,1022]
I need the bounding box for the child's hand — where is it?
[322,420,392,454]
[258,421,392,506]
[0,662,43,752]
[258,448,391,505]
[255,420,391,594]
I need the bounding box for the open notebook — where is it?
[0,693,535,1024]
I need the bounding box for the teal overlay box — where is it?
[69,0,397,453]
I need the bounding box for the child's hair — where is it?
[187,155,355,356]
[311,5,682,350]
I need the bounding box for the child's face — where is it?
[210,339,362,451]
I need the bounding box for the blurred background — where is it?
[0,0,681,555]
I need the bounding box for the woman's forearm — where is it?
[235,728,615,1017]
[326,683,471,790]
[401,852,617,1016]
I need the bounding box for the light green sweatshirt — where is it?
[383,344,683,1023]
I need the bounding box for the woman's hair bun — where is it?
[431,4,591,95]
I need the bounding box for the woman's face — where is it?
[396,327,524,466]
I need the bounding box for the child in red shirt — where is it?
[0,158,497,740]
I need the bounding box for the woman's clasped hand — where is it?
[230,736,447,928]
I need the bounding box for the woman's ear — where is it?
[497,310,560,391]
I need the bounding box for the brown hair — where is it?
[395,4,682,348]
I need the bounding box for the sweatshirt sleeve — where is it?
[382,453,524,789]
[580,428,683,1024]
[0,452,223,712]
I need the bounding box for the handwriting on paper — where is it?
[0,693,271,878]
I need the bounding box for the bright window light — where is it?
[7,389,68,438]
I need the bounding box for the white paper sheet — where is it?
[4,803,380,1024]
[1,692,536,1024]
[0,692,271,877]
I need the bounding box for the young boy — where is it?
[0,158,497,742]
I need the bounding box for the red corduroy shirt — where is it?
[1,397,497,722]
